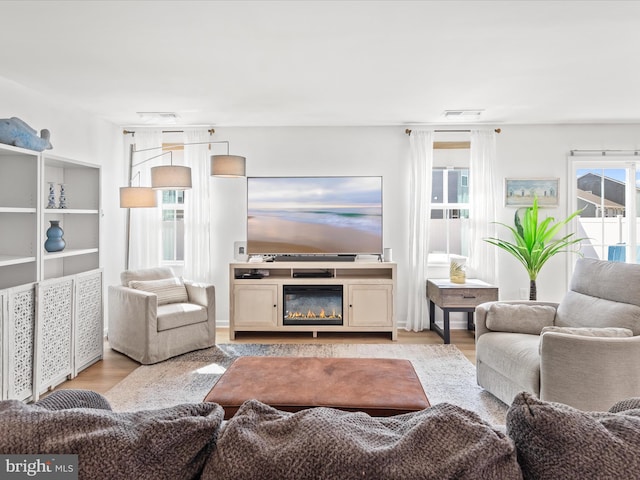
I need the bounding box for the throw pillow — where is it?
[0,401,224,480]
[129,277,189,305]
[609,397,640,413]
[34,389,112,411]
[486,303,556,335]
[202,399,522,480]
[507,392,640,480]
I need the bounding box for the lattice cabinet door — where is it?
[0,289,6,400]
[73,269,103,376]
[34,276,74,400]
[6,283,36,401]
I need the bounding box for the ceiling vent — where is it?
[136,112,180,124]
[442,109,484,119]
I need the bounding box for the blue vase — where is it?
[44,220,66,252]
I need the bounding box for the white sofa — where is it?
[476,257,640,411]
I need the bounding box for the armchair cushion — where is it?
[485,303,556,335]
[121,266,174,285]
[507,391,640,480]
[157,303,208,331]
[129,277,189,305]
[556,290,640,333]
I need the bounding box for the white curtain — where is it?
[468,129,498,286]
[182,129,212,282]
[405,129,434,331]
[128,130,163,270]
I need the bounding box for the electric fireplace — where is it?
[283,285,343,326]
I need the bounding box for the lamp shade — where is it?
[151,165,192,190]
[211,154,246,177]
[119,186,157,208]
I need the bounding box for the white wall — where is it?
[0,76,124,299]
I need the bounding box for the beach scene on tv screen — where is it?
[247,176,382,254]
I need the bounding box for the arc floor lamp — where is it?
[121,133,246,268]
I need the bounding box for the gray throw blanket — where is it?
[507,392,640,480]
[0,394,223,480]
[203,399,522,480]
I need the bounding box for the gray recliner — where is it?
[108,267,216,364]
[476,257,640,411]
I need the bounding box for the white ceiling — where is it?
[2,0,640,127]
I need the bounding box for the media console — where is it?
[229,261,397,340]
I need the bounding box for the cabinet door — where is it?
[6,283,36,401]
[34,276,74,399]
[348,284,393,327]
[74,269,103,375]
[233,284,278,327]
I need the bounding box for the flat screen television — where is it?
[247,176,383,257]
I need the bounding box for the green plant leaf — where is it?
[484,197,586,282]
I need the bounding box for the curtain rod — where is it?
[405,128,501,135]
[570,149,640,156]
[123,128,215,136]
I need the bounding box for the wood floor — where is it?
[54,328,477,395]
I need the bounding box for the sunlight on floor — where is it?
[195,363,227,375]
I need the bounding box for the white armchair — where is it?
[108,267,216,364]
[476,257,640,411]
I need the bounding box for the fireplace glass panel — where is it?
[283,285,343,326]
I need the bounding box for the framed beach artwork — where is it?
[504,178,559,207]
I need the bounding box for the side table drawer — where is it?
[429,288,498,307]
[437,288,498,307]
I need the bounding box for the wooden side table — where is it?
[426,279,498,344]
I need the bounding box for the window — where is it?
[429,144,471,258]
[571,156,639,264]
[159,142,186,264]
[161,189,184,262]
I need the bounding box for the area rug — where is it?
[104,343,508,425]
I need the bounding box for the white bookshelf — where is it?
[0,145,103,400]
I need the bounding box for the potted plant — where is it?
[484,197,585,300]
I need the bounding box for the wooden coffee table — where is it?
[204,356,430,419]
